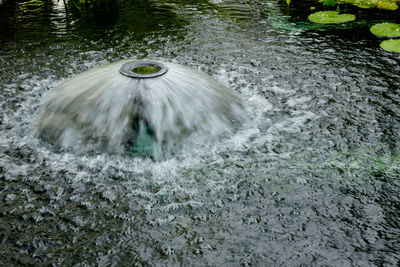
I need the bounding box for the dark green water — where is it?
[1,0,400,265]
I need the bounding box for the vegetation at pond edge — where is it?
[283,0,399,9]
[316,0,399,10]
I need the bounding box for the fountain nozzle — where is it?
[119,61,168,78]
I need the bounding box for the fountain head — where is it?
[35,59,246,159]
[119,61,168,78]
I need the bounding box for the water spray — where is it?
[35,59,246,159]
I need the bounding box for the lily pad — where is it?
[308,11,355,24]
[377,2,398,10]
[370,23,400,37]
[380,39,400,53]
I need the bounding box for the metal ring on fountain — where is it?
[119,61,168,78]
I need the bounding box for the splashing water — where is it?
[35,59,246,159]
[2,0,400,265]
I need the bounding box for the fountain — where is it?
[35,59,246,159]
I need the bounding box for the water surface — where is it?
[0,0,400,265]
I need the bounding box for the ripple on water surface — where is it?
[1,0,400,265]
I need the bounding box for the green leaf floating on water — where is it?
[380,39,400,53]
[308,11,355,24]
[370,23,400,38]
[377,1,398,10]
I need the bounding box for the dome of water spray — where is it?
[35,59,246,158]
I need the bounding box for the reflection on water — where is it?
[0,0,68,40]
[0,0,188,42]
[0,0,400,265]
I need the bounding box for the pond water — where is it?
[1,0,400,265]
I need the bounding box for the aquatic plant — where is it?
[305,1,400,52]
[322,0,337,6]
[308,11,355,24]
[369,23,400,52]
[333,0,398,10]
[370,22,400,37]
[376,0,399,10]
[380,39,400,52]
